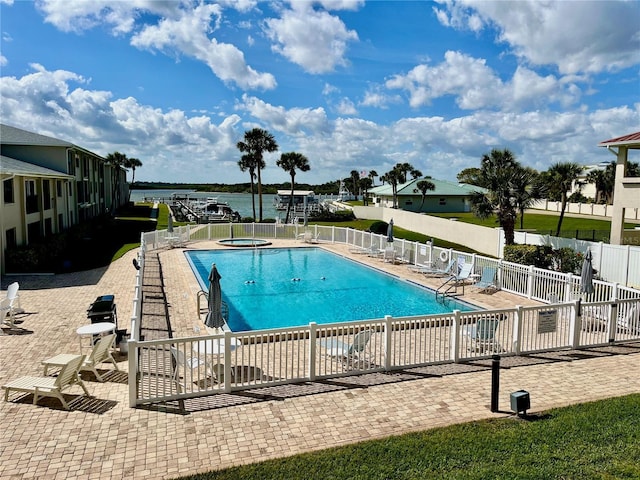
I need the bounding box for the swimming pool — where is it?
[186,248,477,332]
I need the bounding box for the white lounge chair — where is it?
[409,258,456,277]
[80,333,119,382]
[170,346,212,391]
[319,330,373,367]
[1,282,21,327]
[3,354,90,410]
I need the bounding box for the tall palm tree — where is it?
[384,165,403,208]
[237,128,278,221]
[349,170,360,200]
[276,152,310,223]
[469,149,522,245]
[123,157,142,202]
[105,151,128,212]
[414,178,436,211]
[359,177,373,206]
[368,170,378,186]
[238,153,258,221]
[542,162,585,236]
[510,166,542,230]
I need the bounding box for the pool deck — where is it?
[1,239,639,479]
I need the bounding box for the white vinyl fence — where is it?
[128,224,640,407]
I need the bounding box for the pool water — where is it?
[186,248,477,332]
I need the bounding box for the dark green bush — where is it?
[504,244,585,274]
[367,220,389,235]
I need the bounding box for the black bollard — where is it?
[491,354,500,412]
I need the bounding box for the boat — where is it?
[336,180,355,202]
[273,190,321,213]
[171,194,240,223]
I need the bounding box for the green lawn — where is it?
[175,394,640,480]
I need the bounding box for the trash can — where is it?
[510,390,530,414]
[119,334,130,354]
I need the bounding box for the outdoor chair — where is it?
[80,333,119,382]
[451,263,473,285]
[2,354,90,410]
[462,314,503,353]
[474,266,499,293]
[170,346,212,391]
[1,282,21,327]
[319,330,373,368]
[409,258,456,277]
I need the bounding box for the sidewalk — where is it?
[1,244,639,480]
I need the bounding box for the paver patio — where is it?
[1,241,639,479]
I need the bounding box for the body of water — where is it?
[186,248,477,332]
[130,189,336,220]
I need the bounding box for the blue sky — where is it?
[1,0,638,185]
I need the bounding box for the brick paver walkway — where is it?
[1,241,639,480]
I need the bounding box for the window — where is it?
[439,198,447,206]
[43,180,51,210]
[5,228,17,249]
[44,218,53,236]
[27,221,41,243]
[56,180,63,197]
[3,178,14,204]
[25,180,38,214]
[58,213,64,231]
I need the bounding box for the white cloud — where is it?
[35,0,275,90]
[2,65,637,185]
[264,3,358,74]
[131,4,276,90]
[336,98,357,116]
[237,94,331,136]
[435,0,640,75]
[386,50,581,111]
[0,55,7,67]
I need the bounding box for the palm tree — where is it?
[237,128,278,221]
[123,157,142,202]
[238,153,258,221]
[413,178,436,211]
[586,168,610,204]
[276,152,310,223]
[368,170,378,186]
[105,151,128,212]
[542,162,585,236]
[384,165,403,208]
[510,166,542,230]
[469,149,522,245]
[360,177,373,206]
[349,170,360,201]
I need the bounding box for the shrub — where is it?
[504,244,585,274]
[367,221,389,235]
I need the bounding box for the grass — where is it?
[174,394,640,480]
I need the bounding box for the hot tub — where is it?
[217,238,272,247]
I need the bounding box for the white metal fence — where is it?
[128,224,640,406]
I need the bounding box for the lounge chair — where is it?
[80,333,119,382]
[409,258,456,277]
[462,314,503,353]
[451,263,473,285]
[382,245,396,263]
[474,266,498,293]
[319,330,372,367]
[299,230,320,244]
[170,346,212,391]
[1,282,21,327]
[2,354,90,410]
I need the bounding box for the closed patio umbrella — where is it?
[204,263,226,330]
[167,214,174,233]
[387,218,394,243]
[580,250,594,295]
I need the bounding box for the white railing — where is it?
[129,298,640,406]
[129,223,640,406]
